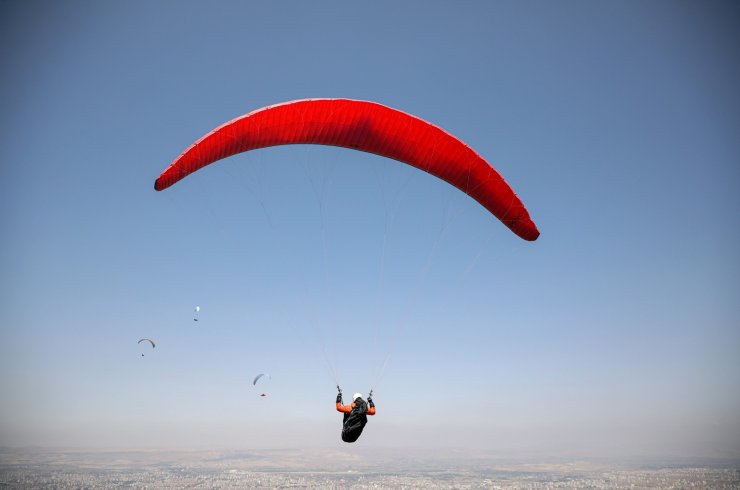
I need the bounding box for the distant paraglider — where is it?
[138,338,155,357]
[194,305,200,322]
[253,373,271,397]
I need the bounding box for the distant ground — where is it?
[1,448,739,489]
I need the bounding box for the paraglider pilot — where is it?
[336,386,375,443]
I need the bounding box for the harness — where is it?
[341,398,368,443]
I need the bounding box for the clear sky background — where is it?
[1,1,738,460]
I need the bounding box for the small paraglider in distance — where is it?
[194,305,200,322]
[253,373,271,397]
[138,338,155,357]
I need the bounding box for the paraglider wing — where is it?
[154,99,539,241]
[137,338,156,348]
[253,373,270,385]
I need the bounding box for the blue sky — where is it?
[1,1,738,458]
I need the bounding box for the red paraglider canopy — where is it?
[155,98,539,241]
